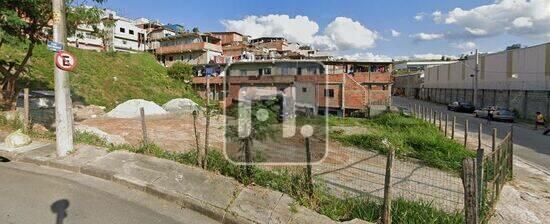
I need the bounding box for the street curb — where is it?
[7,148,339,224]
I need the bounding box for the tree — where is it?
[192,27,200,33]
[0,0,106,109]
[67,4,104,47]
[226,100,278,176]
[91,18,115,52]
[166,62,193,82]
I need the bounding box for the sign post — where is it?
[52,0,74,157]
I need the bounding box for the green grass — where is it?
[328,113,475,172]
[107,143,463,224]
[1,43,203,109]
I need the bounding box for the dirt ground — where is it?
[79,114,226,152]
[490,158,550,224]
[79,114,463,211]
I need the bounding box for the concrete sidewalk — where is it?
[0,142,370,224]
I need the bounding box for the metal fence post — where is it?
[382,148,395,224]
[462,158,479,224]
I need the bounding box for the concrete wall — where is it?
[424,43,550,90]
[418,88,550,120]
[393,73,423,97]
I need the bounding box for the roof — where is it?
[208,31,244,36]
[322,60,393,65]
[250,37,287,42]
[163,23,185,32]
[158,32,221,42]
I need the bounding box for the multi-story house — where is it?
[191,60,393,116]
[67,24,104,51]
[208,32,245,46]
[135,20,179,51]
[68,9,146,52]
[155,33,223,66]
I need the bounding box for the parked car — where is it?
[447,101,476,113]
[474,107,515,122]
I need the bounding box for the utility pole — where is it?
[473,49,479,108]
[52,0,74,156]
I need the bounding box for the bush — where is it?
[167,62,193,81]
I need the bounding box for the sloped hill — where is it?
[1,43,201,109]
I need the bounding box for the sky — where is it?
[89,0,550,61]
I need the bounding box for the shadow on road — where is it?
[51,199,70,224]
[0,156,10,162]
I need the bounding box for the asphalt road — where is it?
[0,161,219,224]
[393,96,550,172]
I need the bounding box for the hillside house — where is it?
[156,33,223,66]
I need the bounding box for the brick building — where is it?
[155,33,223,66]
[192,60,393,116]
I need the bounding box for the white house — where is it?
[68,9,146,52]
[104,10,146,52]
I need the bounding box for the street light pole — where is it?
[473,49,479,108]
[52,0,75,156]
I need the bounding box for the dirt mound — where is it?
[105,99,167,118]
[162,98,201,114]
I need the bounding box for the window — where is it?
[168,56,173,61]
[302,87,307,93]
[258,68,263,76]
[281,67,290,75]
[119,27,125,33]
[297,67,302,75]
[240,70,247,76]
[263,68,272,75]
[324,89,334,98]
[129,30,134,35]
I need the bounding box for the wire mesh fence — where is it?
[481,132,513,222]
[312,146,464,212]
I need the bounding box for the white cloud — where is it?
[323,17,379,50]
[221,15,319,44]
[437,0,550,39]
[512,17,533,28]
[454,41,477,50]
[391,29,401,37]
[414,12,426,21]
[410,32,445,41]
[432,10,443,23]
[464,27,488,36]
[340,52,392,62]
[221,15,378,51]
